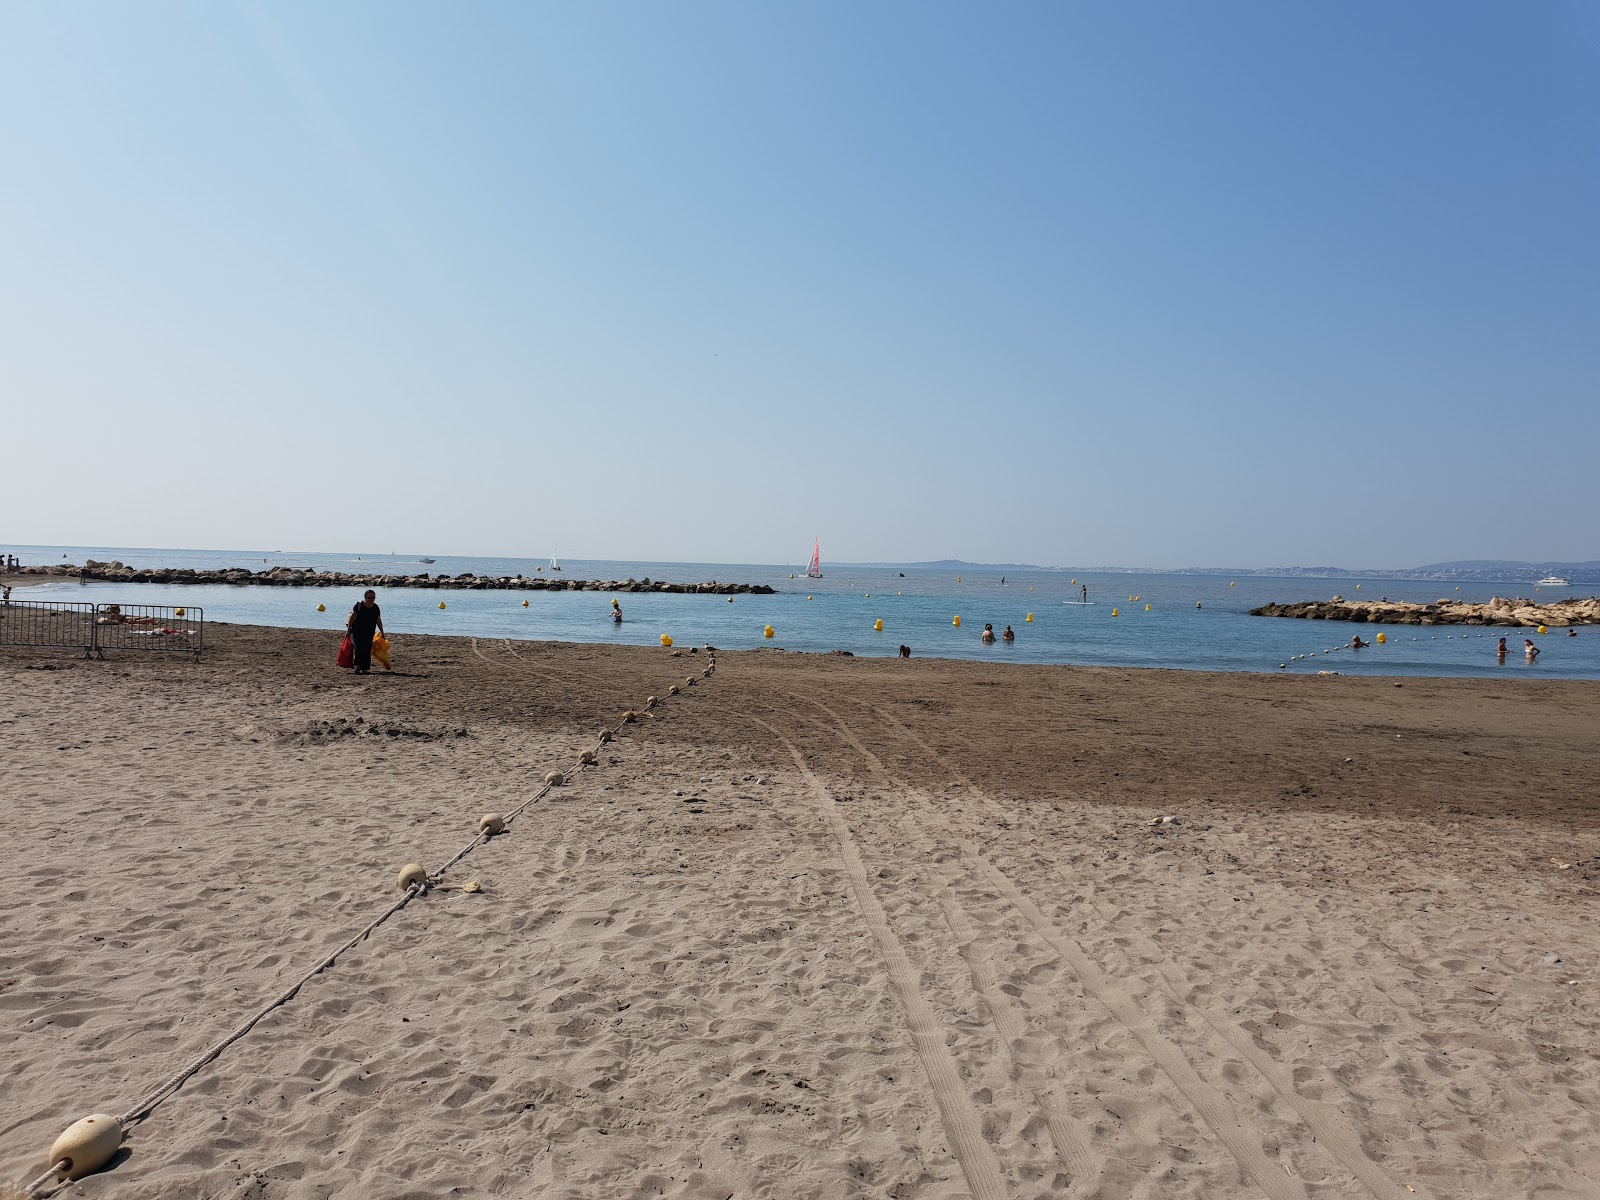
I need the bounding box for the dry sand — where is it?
[2,625,1598,1199]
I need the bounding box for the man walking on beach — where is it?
[346,590,385,675]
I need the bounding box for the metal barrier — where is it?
[91,604,204,659]
[0,600,100,656]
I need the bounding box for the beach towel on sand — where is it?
[370,633,393,671]
[337,635,354,669]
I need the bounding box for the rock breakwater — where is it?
[17,561,776,595]
[1252,595,1600,627]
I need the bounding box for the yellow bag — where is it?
[370,632,393,671]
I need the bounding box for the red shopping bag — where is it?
[337,635,355,669]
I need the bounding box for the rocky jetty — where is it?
[1251,595,1600,627]
[17,561,775,596]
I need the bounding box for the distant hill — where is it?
[842,559,1053,572]
[838,558,1598,583]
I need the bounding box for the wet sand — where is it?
[2,624,1597,1198]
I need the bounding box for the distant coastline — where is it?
[841,558,1600,585]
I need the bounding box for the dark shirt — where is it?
[350,602,381,637]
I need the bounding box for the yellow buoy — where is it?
[1230,581,1235,587]
[316,603,326,612]
[873,619,883,631]
[1129,595,1135,602]
[1375,632,1387,644]
[1111,607,1119,617]
[1145,604,1151,611]
[1455,587,1460,591]
[952,615,961,627]
[175,607,185,617]
[479,813,505,835]
[1356,584,1361,590]
[1029,586,1034,591]
[1025,613,1033,622]
[728,596,734,603]
[660,633,673,646]
[807,595,813,601]
[48,1114,124,1181]
[1071,579,1077,584]
[1196,601,1202,608]
[764,625,775,638]
[865,592,870,598]
[1538,625,1548,634]
[790,573,795,579]
[397,863,428,891]
[956,576,961,582]
[438,601,446,610]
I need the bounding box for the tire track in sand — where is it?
[746,715,1008,1200]
[893,812,1103,1193]
[786,692,1311,1200]
[823,692,1411,1200]
[764,701,1100,1192]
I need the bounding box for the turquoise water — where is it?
[9,545,1598,680]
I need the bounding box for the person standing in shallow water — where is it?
[347,590,384,675]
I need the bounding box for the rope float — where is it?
[16,647,717,1197]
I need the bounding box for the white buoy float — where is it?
[397,863,428,891]
[479,814,505,835]
[48,1113,124,1181]
[545,770,565,786]
[580,750,598,765]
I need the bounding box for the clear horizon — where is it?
[6,541,1597,578]
[4,3,1597,566]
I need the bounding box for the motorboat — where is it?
[1536,575,1571,587]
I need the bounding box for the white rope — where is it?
[23,1159,70,1198]
[13,651,719,1196]
[117,886,421,1127]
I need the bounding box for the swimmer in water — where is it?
[1001,625,1015,642]
[611,599,623,623]
[981,623,996,644]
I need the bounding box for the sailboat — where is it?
[550,549,561,572]
[805,538,823,579]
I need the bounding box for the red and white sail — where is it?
[806,538,822,579]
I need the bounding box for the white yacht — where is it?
[1536,575,1571,587]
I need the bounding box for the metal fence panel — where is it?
[0,600,98,653]
[92,604,204,658]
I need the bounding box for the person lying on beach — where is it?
[1524,638,1540,661]
[1002,625,1015,641]
[981,623,996,644]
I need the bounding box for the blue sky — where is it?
[3,2,1596,568]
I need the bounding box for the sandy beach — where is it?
[3,625,1598,1199]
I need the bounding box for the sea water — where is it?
[9,545,1599,681]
